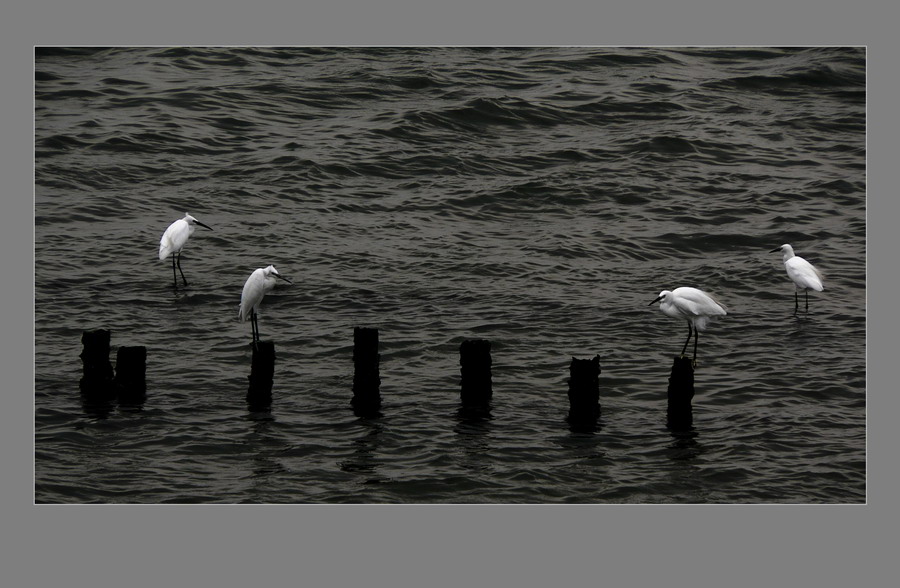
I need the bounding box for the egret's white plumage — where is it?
[239,265,292,343]
[649,286,727,362]
[158,212,212,287]
[770,243,824,312]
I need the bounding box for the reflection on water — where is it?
[80,394,115,419]
[339,420,384,477]
[555,429,609,463]
[567,416,602,435]
[453,406,493,473]
[667,427,702,461]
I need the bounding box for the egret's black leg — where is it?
[693,330,699,364]
[805,290,809,312]
[794,291,799,314]
[250,310,259,346]
[176,253,188,286]
[681,323,693,356]
[171,254,178,288]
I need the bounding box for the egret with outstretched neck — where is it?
[158,213,212,288]
[770,244,824,313]
[239,265,292,345]
[649,286,727,364]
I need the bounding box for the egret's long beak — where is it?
[648,296,663,306]
[196,221,213,230]
[277,274,293,285]
[769,247,781,253]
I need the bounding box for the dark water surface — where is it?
[34,47,865,503]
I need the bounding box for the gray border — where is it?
[10,0,893,586]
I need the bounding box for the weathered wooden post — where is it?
[666,356,694,429]
[351,327,382,417]
[114,345,147,404]
[567,355,601,429]
[79,329,114,399]
[246,341,276,410]
[459,339,492,408]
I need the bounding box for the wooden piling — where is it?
[567,355,601,427]
[247,341,276,409]
[114,346,147,403]
[666,356,694,429]
[351,327,381,416]
[79,329,114,399]
[460,339,492,407]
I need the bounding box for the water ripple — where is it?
[34,46,866,504]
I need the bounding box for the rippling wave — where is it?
[35,47,865,503]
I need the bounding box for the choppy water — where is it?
[34,46,866,503]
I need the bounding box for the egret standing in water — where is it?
[770,244,824,313]
[158,213,213,288]
[649,286,727,364]
[239,265,293,345]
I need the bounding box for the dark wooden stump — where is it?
[667,356,694,430]
[247,341,275,409]
[351,327,382,417]
[567,355,601,428]
[460,339,492,408]
[79,329,114,399]
[114,345,147,404]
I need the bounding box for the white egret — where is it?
[649,287,727,363]
[158,213,213,288]
[770,244,824,313]
[239,265,293,345]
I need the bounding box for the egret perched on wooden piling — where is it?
[770,244,824,313]
[649,287,727,364]
[158,213,212,288]
[239,265,292,345]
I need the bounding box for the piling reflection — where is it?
[339,420,384,476]
[116,394,146,414]
[567,416,602,434]
[667,426,702,461]
[246,399,273,416]
[456,402,493,425]
[79,392,115,419]
[244,417,291,493]
[555,429,609,466]
[453,405,493,467]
